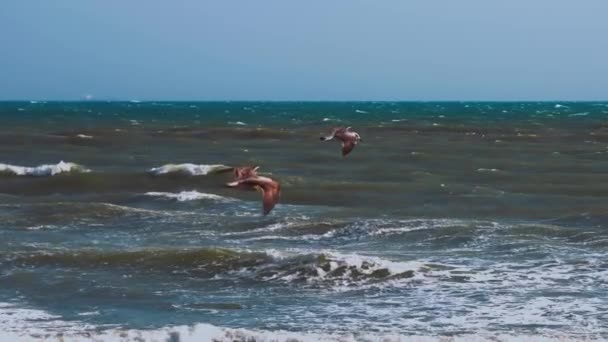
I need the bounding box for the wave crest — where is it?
[8,248,424,288]
[253,250,423,288]
[144,191,235,202]
[148,163,231,176]
[0,161,89,177]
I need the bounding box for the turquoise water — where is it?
[1,102,608,341]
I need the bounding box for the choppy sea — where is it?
[1,101,608,341]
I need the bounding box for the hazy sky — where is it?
[1,1,607,100]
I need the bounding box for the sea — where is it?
[1,101,607,341]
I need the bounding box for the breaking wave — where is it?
[144,191,235,202]
[0,161,89,177]
[148,163,231,176]
[5,248,429,289]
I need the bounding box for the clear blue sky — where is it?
[1,1,607,101]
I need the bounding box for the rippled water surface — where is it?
[1,102,608,341]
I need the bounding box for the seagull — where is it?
[226,166,281,215]
[320,127,362,156]
[232,165,259,181]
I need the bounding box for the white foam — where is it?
[253,248,427,289]
[76,134,93,139]
[477,168,501,172]
[229,121,247,125]
[0,161,89,176]
[355,109,368,114]
[149,163,230,176]
[0,302,98,338]
[0,327,595,342]
[323,251,424,277]
[145,191,234,202]
[0,303,592,342]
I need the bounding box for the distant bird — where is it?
[320,127,362,156]
[226,166,281,215]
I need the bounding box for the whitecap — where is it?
[76,134,93,139]
[144,191,234,202]
[0,161,89,176]
[229,121,247,125]
[355,109,368,114]
[149,163,230,176]
[251,248,427,290]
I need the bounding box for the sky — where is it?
[1,1,607,101]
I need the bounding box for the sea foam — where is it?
[0,308,590,342]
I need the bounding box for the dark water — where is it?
[1,101,608,341]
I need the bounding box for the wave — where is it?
[7,248,268,273]
[6,248,426,288]
[227,218,500,244]
[1,202,169,229]
[476,168,501,173]
[150,127,292,140]
[0,171,228,196]
[320,218,484,240]
[148,163,231,176]
[0,161,89,177]
[144,191,235,202]
[568,112,589,117]
[250,249,424,288]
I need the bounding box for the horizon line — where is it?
[1,99,607,103]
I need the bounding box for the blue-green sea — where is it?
[1,101,608,341]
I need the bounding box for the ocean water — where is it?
[1,101,608,341]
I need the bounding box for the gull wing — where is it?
[341,140,356,156]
